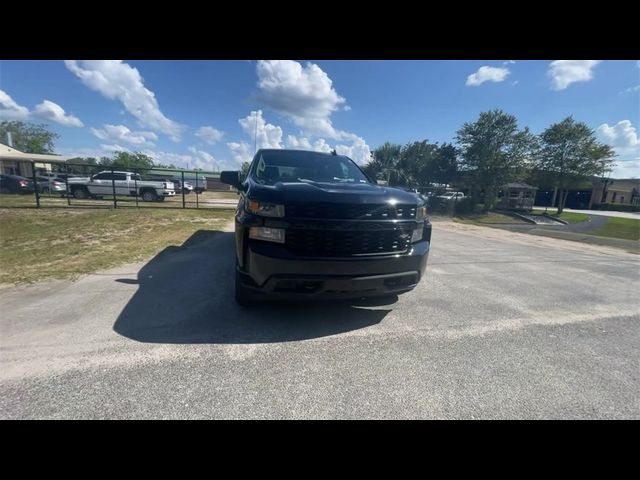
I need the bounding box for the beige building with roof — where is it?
[0,143,74,178]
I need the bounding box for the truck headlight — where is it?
[247,200,285,217]
[411,227,423,243]
[249,227,286,243]
[416,205,427,220]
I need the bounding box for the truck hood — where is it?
[247,180,422,205]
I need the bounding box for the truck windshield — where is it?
[251,150,370,186]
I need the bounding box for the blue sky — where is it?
[1,60,638,177]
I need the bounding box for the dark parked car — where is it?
[220,149,431,305]
[0,174,35,194]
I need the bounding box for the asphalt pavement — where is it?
[1,220,638,419]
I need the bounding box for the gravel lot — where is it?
[1,220,638,419]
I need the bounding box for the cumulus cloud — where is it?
[0,89,30,120]
[548,60,602,90]
[466,66,511,86]
[33,100,84,127]
[1,90,83,127]
[254,60,360,141]
[65,60,183,141]
[596,120,640,156]
[227,142,254,165]
[286,135,332,153]
[91,124,157,146]
[195,126,225,145]
[238,110,283,149]
[100,143,130,152]
[335,136,372,165]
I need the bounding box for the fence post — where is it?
[181,171,186,208]
[31,161,40,208]
[65,163,71,206]
[134,171,139,208]
[111,168,117,209]
[195,172,199,209]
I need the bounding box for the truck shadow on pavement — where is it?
[113,230,394,344]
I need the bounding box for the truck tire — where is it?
[72,187,90,199]
[158,196,165,202]
[141,189,158,202]
[235,269,255,307]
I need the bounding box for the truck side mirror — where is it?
[220,171,243,190]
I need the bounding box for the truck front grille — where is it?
[285,223,414,256]
[286,202,416,220]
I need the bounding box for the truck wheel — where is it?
[235,269,254,307]
[72,187,89,199]
[141,190,158,202]
[158,196,165,202]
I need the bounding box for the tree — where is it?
[102,151,155,173]
[0,121,59,154]
[538,117,616,213]
[367,142,403,185]
[396,140,458,187]
[456,110,537,211]
[66,157,98,174]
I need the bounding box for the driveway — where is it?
[1,220,638,419]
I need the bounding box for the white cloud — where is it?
[596,120,640,156]
[335,136,372,165]
[32,100,84,127]
[611,159,640,179]
[619,85,640,94]
[0,89,30,120]
[195,126,225,145]
[227,142,254,165]
[286,135,332,153]
[65,60,183,141]
[185,147,218,171]
[503,60,516,65]
[254,60,358,140]
[91,124,157,146]
[1,91,83,128]
[238,110,283,148]
[548,60,602,90]
[466,66,511,86]
[100,143,130,152]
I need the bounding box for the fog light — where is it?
[249,227,285,243]
[411,227,423,243]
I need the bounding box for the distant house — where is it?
[591,177,640,207]
[0,143,73,178]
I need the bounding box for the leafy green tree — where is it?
[65,157,98,175]
[0,121,59,154]
[456,110,537,211]
[538,117,615,213]
[368,142,403,185]
[100,151,155,173]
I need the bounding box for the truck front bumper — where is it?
[239,240,429,300]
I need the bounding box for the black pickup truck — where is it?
[220,149,431,305]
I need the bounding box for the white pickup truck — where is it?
[67,171,176,202]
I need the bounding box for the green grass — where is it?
[455,212,529,225]
[590,217,640,241]
[0,207,234,285]
[532,208,590,224]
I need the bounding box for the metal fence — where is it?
[0,160,239,211]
